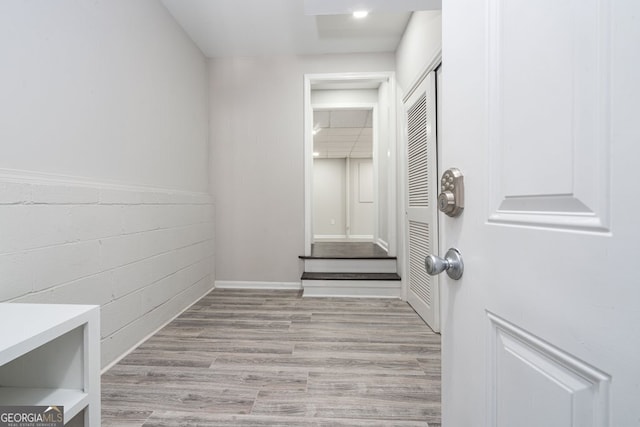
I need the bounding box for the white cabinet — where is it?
[0,304,100,426]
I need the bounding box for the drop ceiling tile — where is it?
[321,135,359,142]
[312,109,376,159]
[354,141,373,147]
[313,111,330,128]
[330,110,369,128]
[324,143,356,150]
[326,128,362,136]
[364,111,373,127]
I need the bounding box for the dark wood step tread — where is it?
[301,272,401,281]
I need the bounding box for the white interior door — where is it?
[404,72,440,332]
[441,0,640,426]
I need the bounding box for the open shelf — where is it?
[0,388,88,420]
[0,304,100,426]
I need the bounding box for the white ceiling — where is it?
[161,0,441,57]
[314,110,372,159]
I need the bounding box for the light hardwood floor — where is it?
[102,289,441,426]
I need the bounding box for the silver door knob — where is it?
[425,248,464,280]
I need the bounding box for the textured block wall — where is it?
[0,173,214,368]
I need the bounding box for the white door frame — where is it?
[303,72,397,257]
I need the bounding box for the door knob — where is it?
[425,248,464,280]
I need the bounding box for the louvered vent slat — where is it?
[408,220,431,306]
[407,93,429,207]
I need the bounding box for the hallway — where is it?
[102,289,441,426]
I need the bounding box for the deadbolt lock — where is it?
[438,168,464,217]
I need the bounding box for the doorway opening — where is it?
[300,72,400,297]
[303,72,397,258]
[312,108,375,242]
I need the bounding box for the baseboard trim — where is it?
[313,234,347,240]
[215,280,302,290]
[349,235,374,240]
[376,238,389,252]
[313,236,376,243]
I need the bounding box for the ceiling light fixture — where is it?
[353,10,369,19]
[313,152,320,157]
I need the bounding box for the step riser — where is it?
[302,280,402,298]
[304,258,397,273]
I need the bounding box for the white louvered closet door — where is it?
[404,71,439,332]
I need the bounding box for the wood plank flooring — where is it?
[306,243,393,259]
[102,289,441,426]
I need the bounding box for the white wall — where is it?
[313,158,347,238]
[395,11,442,93]
[210,53,394,286]
[313,158,374,240]
[0,1,209,192]
[0,0,213,369]
[349,158,374,238]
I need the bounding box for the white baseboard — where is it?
[313,235,375,242]
[215,280,302,290]
[376,238,389,252]
[313,234,347,240]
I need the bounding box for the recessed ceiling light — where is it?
[353,10,369,19]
